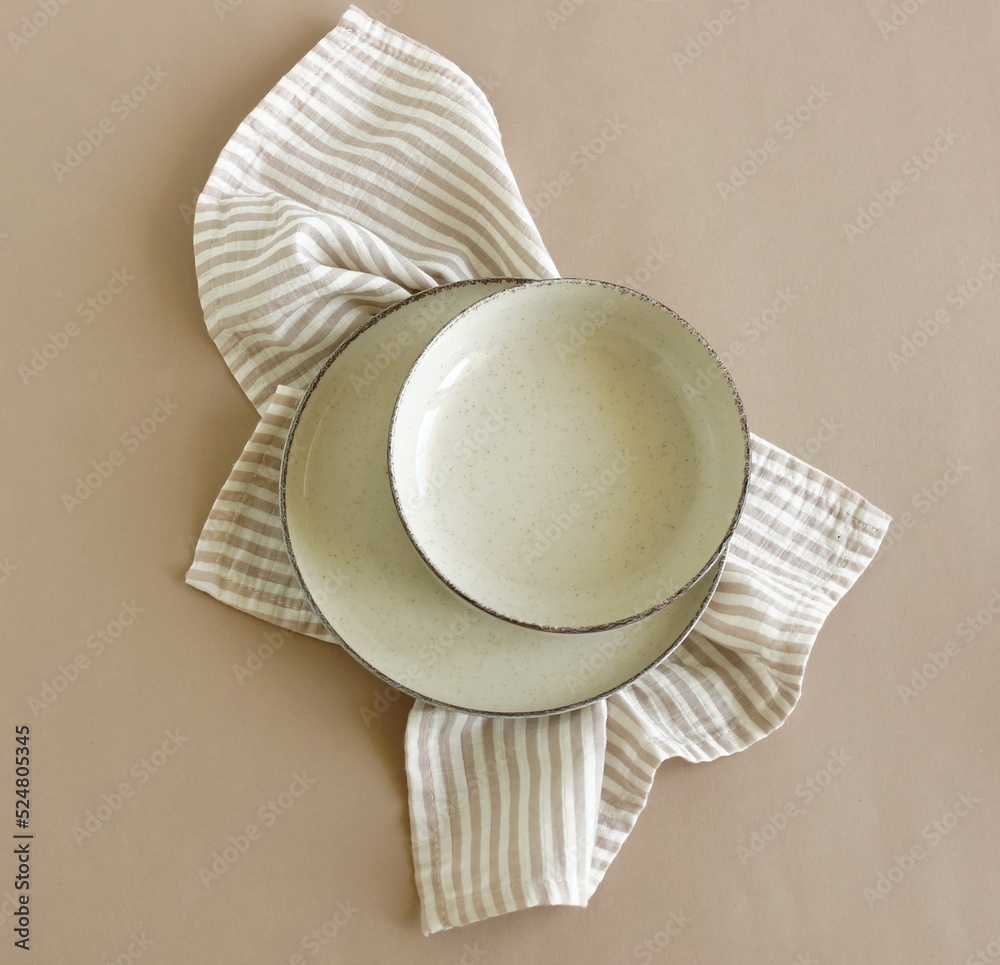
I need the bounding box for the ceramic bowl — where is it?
[387,277,749,634]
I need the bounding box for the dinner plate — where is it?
[388,278,749,633]
[280,279,726,716]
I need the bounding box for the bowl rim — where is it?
[386,276,751,634]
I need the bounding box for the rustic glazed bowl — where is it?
[387,278,749,634]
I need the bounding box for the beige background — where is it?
[3,1,998,962]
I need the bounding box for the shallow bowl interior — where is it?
[388,278,748,633]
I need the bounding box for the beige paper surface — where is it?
[2,1,997,961]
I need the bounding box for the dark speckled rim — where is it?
[386,277,751,635]
[278,278,736,717]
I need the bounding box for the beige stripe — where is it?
[542,721,562,900]
[412,703,445,933]
[433,710,461,927]
[404,706,431,930]
[526,722,546,899]
[560,712,585,902]
[489,717,516,914]
[472,720,503,918]
[449,720,481,925]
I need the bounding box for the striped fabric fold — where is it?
[185,5,891,935]
[186,385,332,637]
[192,4,554,414]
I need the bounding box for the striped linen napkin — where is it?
[186,6,891,934]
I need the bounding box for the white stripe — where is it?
[513,723,538,906]
[406,706,442,934]
[535,724,555,901]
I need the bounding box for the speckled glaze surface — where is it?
[389,278,749,634]
[281,279,726,716]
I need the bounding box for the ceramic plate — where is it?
[388,278,749,633]
[281,279,725,716]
